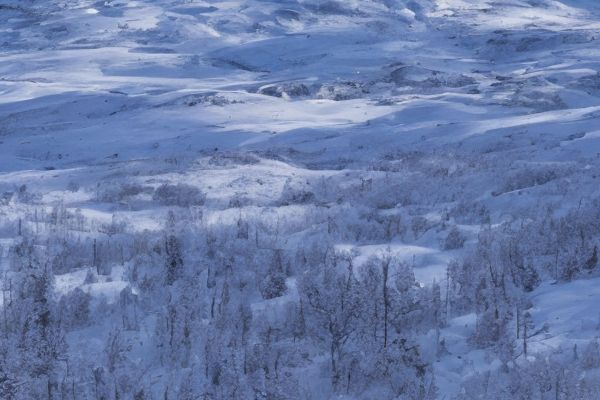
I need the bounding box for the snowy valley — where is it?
[1,0,600,399]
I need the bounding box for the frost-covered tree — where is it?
[1,244,66,399]
[300,248,361,390]
[164,211,184,285]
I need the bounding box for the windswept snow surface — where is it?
[2,0,600,399]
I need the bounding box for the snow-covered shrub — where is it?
[581,340,600,369]
[278,180,316,206]
[0,190,13,205]
[97,182,149,203]
[153,183,206,207]
[255,249,288,299]
[450,201,491,224]
[259,270,287,299]
[15,184,39,203]
[411,215,431,239]
[444,226,466,250]
[99,215,128,236]
[49,236,89,274]
[59,288,91,328]
[66,180,80,192]
[458,344,600,399]
[494,165,570,195]
[207,152,260,167]
[228,192,252,208]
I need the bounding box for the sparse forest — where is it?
[2,0,600,399]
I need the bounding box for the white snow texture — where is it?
[1,0,600,399]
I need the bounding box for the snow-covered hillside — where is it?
[1,0,600,399]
